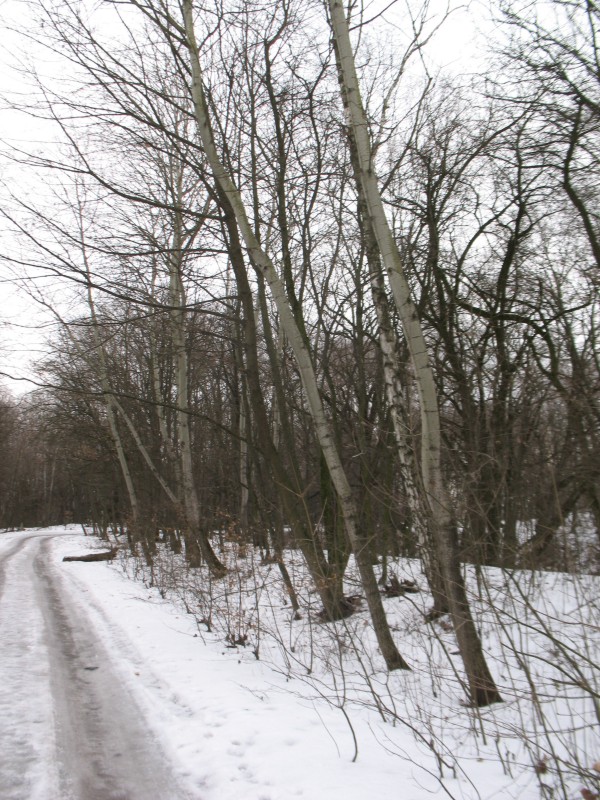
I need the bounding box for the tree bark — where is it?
[168,181,226,576]
[181,0,408,671]
[328,0,501,703]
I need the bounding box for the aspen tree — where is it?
[180,0,409,671]
[327,0,501,705]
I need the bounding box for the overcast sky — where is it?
[0,0,492,397]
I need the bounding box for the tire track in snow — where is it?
[0,532,195,800]
[0,533,59,800]
[0,531,50,602]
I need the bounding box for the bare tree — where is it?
[177,0,408,670]
[327,0,502,705]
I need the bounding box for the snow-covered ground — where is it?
[0,526,598,800]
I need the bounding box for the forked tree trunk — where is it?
[149,256,183,502]
[181,0,408,671]
[79,229,149,560]
[328,0,501,705]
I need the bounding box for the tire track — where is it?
[0,532,193,800]
[0,533,59,800]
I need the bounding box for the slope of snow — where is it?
[1,526,598,799]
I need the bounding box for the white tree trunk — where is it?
[181,0,407,671]
[327,0,501,704]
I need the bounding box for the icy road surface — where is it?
[0,530,192,800]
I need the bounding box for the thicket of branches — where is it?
[0,0,599,708]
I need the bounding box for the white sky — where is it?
[0,0,493,397]
[0,0,63,394]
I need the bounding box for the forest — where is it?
[0,0,598,793]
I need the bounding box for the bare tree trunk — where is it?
[168,186,226,576]
[348,127,449,615]
[76,211,152,560]
[218,177,348,620]
[149,256,182,503]
[238,375,250,534]
[327,0,500,704]
[181,0,408,670]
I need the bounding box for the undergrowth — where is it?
[112,532,599,800]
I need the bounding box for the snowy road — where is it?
[0,531,190,800]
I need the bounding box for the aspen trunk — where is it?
[328,0,501,704]
[218,180,349,620]
[182,0,408,670]
[348,127,449,615]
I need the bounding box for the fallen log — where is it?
[381,575,420,598]
[63,548,118,563]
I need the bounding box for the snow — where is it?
[0,526,598,800]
